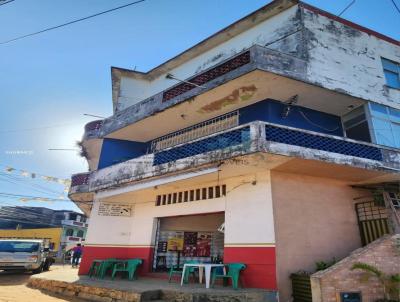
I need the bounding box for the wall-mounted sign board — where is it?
[340,292,361,302]
[98,202,133,217]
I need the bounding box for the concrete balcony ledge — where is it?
[83,120,103,140]
[69,172,91,196]
[83,45,308,140]
[69,121,400,199]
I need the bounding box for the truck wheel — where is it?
[43,260,50,271]
[32,264,43,274]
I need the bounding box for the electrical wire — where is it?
[390,0,400,14]
[0,192,68,202]
[0,163,69,182]
[0,0,14,7]
[0,0,147,45]
[0,173,64,197]
[338,0,356,17]
[0,122,80,133]
[298,109,340,132]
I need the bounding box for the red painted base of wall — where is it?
[224,246,277,290]
[78,246,154,276]
[79,245,276,290]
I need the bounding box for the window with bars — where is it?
[155,184,226,206]
[389,192,400,208]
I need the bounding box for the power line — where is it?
[0,192,68,202]
[0,163,70,182]
[0,172,64,196]
[0,0,147,45]
[338,0,356,17]
[0,0,15,7]
[0,176,61,197]
[0,122,80,133]
[390,0,400,14]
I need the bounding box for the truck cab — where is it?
[0,239,54,273]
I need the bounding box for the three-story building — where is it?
[69,0,400,300]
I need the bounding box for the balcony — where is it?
[83,45,335,141]
[69,121,400,200]
[83,120,103,140]
[61,219,88,228]
[62,236,85,243]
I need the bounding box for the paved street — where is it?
[0,266,82,302]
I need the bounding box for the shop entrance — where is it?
[152,212,225,272]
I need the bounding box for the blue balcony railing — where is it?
[265,124,383,161]
[153,126,251,165]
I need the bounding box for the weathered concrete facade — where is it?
[69,1,400,301]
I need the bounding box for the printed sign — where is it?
[98,202,133,217]
[157,241,167,253]
[167,237,184,251]
[197,232,212,257]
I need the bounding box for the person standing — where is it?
[71,243,82,268]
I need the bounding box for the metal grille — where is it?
[153,126,251,165]
[71,172,90,186]
[162,51,251,102]
[291,274,312,302]
[388,192,400,208]
[355,201,389,246]
[151,111,239,152]
[265,125,383,161]
[156,185,226,206]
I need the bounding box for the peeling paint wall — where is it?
[302,7,400,109]
[116,6,302,111]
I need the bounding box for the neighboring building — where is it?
[68,0,400,300]
[59,211,88,253]
[0,206,88,256]
[0,228,62,252]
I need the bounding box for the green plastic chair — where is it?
[168,260,198,283]
[97,258,117,279]
[211,263,246,289]
[111,259,142,280]
[88,260,103,278]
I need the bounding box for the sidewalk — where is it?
[28,266,276,302]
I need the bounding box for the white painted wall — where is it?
[303,7,400,109]
[116,6,300,111]
[85,172,276,247]
[116,4,400,113]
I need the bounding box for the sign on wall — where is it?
[98,202,133,217]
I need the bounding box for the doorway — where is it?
[152,212,224,272]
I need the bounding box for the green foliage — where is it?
[351,262,400,301]
[352,262,383,278]
[315,258,337,271]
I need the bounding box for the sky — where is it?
[0,0,399,212]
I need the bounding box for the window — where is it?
[342,106,371,143]
[382,58,400,89]
[388,193,400,208]
[369,103,400,148]
[77,230,84,238]
[65,229,74,236]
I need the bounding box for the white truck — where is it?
[0,239,54,273]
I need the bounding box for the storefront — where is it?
[152,213,224,272]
